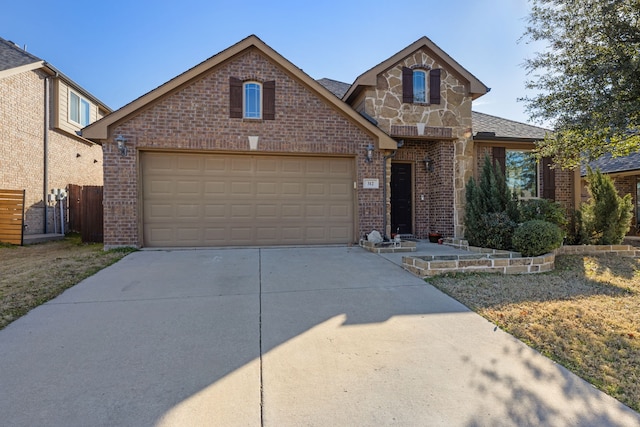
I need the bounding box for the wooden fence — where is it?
[68,184,103,243]
[0,189,25,245]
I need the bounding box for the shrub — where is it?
[519,198,568,228]
[474,212,517,250]
[581,168,633,245]
[465,155,519,246]
[512,220,564,257]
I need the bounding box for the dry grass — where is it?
[0,234,134,329]
[428,254,640,412]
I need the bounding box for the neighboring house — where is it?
[582,152,640,234]
[83,35,577,248]
[0,37,110,235]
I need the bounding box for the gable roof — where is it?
[0,37,44,77]
[0,36,111,113]
[472,111,551,141]
[343,36,490,103]
[82,35,397,150]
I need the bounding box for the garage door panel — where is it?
[142,152,354,247]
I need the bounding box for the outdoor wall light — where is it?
[365,144,375,163]
[424,156,434,172]
[115,134,127,156]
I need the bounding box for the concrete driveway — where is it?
[0,247,638,427]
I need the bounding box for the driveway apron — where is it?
[0,247,638,427]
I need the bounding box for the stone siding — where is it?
[359,48,474,239]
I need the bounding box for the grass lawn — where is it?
[0,234,134,330]
[428,254,640,413]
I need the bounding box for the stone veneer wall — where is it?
[360,48,474,238]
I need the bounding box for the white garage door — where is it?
[141,152,355,247]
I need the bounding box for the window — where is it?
[243,82,261,119]
[505,150,538,198]
[402,67,441,104]
[229,77,275,120]
[69,90,90,126]
[412,70,427,103]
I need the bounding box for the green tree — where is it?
[465,156,519,247]
[581,168,633,244]
[521,0,640,169]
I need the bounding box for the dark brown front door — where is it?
[391,163,412,235]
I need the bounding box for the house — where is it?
[83,35,577,248]
[0,37,110,237]
[582,152,640,234]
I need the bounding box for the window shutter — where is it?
[542,157,556,199]
[229,77,242,118]
[402,67,413,103]
[492,147,506,176]
[263,80,275,120]
[429,69,441,104]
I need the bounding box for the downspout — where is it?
[43,69,58,233]
[382,149,397,240]
[43,75,50,233]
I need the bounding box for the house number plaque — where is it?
[363,178,379,189]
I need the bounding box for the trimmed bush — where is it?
[512,220,564,257]
[474,212,517,251]
[519,198,568,228]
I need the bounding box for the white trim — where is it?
[243,81,262,119]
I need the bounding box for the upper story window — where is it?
[505,149,538,198]
[69,90,90,126]
[402,67,441,105]
[243,82,262,119]
[229,77,276,120]
[412,70,427,103]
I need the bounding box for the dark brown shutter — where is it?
[542,156,556,199]
[402,67,413,103]
[429,69,441,104]
[263,80,275,120]
[229,77,242,118]
[492,146,506,176]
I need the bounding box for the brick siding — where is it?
[103,50,381,247]
[0,69,103,235]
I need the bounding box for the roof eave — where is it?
[82,35,397,150]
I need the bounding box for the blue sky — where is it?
[2,0,542,124]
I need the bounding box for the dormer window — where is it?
[402,67,441,105]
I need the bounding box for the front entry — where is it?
[391,163,412,235]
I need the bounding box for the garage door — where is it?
[141,152,355,247]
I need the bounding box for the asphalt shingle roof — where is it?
[0,37,42,72]
[471,111,551,140]
[317,78,351,98]
[582,151,640,176]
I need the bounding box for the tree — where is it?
[465,156,519,247]
[521,0,640,169]
[580,168,633,244]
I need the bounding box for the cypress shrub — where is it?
[581,168,633,245]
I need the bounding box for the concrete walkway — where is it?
[0,247,638,426]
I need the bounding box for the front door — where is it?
[391,163,412,235]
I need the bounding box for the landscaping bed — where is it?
[428,253,640,412]
[0,235,134,329]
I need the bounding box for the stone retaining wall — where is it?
[402,238,639,278]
